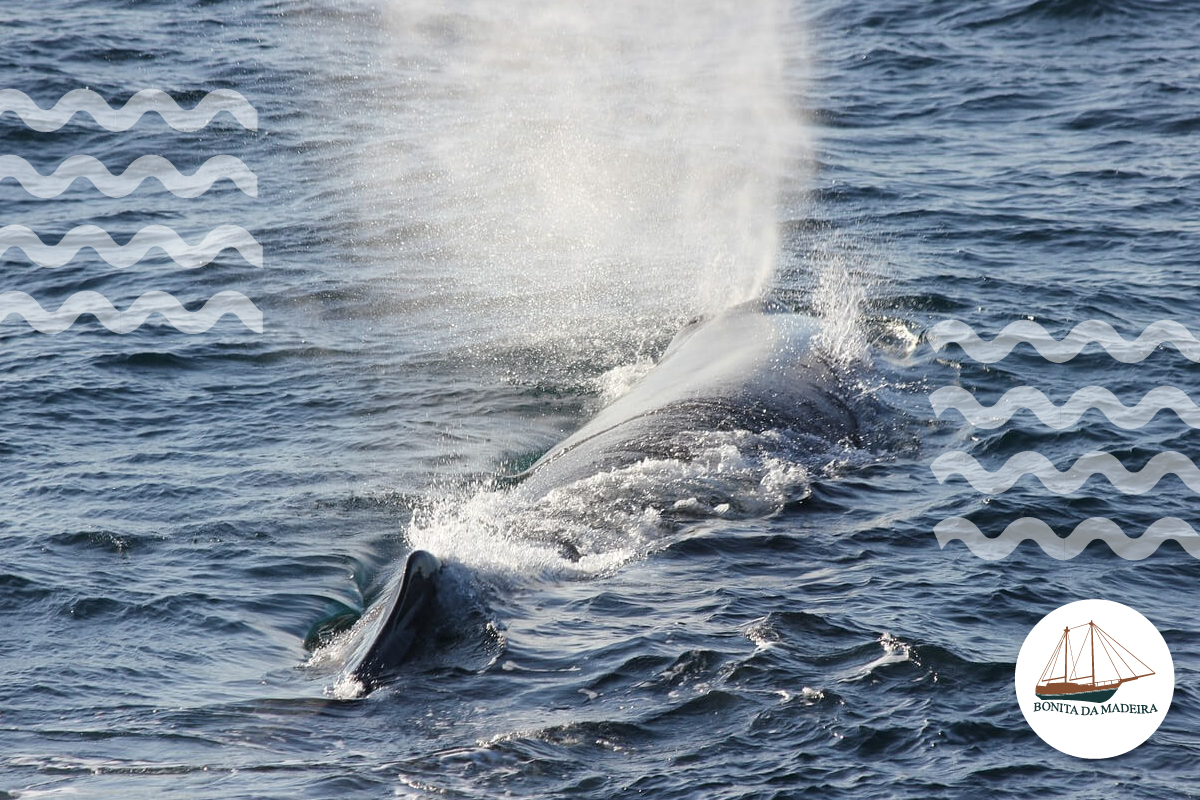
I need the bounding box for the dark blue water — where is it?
[4,0,1200,797]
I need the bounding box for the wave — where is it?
[928,319,1200,363]
[0,224,262,268]
[0,154,257,198]
[930,385,1200,429]
[0,88,257,132]
[931,450,1200,494]
[933,516,1200,560]
[0,290,262,333]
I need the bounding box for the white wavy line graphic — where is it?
[0,224,262,268]
[934,516,1200,561]
[0,88,257,132]
[0,290,262,333]
[930,385,1200,429]
[932,450,1200,494]
[0,154,257,198]
[928,319,1200,363]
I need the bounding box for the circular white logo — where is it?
[1015,598,1173,759]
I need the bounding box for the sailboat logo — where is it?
[1034,620,1154,704]
[1015,598,1174,759]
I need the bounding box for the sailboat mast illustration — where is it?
[1035,620,1155,703]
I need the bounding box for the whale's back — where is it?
[519,309,858,498]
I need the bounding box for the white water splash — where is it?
[593,357,656,406]
[406,428,813,581]
[812,250,870,366]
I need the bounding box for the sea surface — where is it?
[3,0,1200,797]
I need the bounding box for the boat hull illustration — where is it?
[1035,683,1119,704]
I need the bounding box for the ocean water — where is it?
[3,0,1200,797]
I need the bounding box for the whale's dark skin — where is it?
[517,305,859,499]
[345,305,857,692]
[345,549,440,693]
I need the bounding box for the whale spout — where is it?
[348,549,441,692]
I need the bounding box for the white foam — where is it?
[593,357,656,405]
[813,253,869,366]
[407,428,813,581]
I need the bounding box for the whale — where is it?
[343,303,860,692]
[345,549,441,693]
[516,303,858,499]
